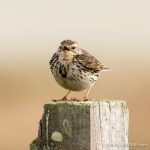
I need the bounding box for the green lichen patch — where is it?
[51,131,63,142]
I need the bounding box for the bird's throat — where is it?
[62,53,73,61]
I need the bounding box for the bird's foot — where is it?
[61,90,71,101]
[82,97,89,101]
[62,96,69,101]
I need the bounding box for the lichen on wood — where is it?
[30,99,129,150]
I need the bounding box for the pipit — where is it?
[49,40,108,100]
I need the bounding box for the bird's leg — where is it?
[62,90,71,101]
[82,87,92,101]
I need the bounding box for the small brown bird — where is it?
[49,40,108,100]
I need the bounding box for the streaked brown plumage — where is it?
[49,40,108,100]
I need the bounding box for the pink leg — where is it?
[82,87,92,101]
[62,90,71,100]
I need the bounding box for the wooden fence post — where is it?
[30,100,129,150]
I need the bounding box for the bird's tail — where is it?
[102,67,112,71]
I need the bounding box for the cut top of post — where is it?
[44,99,127,108]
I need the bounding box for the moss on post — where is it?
[30,100,129,150]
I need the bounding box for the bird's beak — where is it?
[63,46,69,52]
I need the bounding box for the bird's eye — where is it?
[72,46,75,49]
[59,46,62,49]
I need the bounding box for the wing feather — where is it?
[75,49,103,71]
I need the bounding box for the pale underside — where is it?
[54,74,96,91]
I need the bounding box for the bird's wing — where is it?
[75,49,104,71]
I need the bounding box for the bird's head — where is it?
[58,40,81,60]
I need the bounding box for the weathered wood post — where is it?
[30,100,129,150]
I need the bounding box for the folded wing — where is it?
[75,49,104,71]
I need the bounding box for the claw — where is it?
[82,97,89,101]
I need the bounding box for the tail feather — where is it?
[102,67,112,71]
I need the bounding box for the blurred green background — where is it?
[0,0,150,149]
